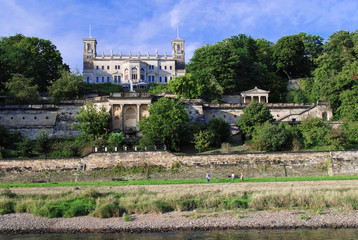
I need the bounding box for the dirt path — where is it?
[9,180,358,195]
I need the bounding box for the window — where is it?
[177,56,181,59]
[159,77,162,82]
[102,77,104,83]
[177,44,180,51]
[170,77,172,80]
[87,43,91,52]
[159,66,162,70]
[115,66,117,70]
[170,66,172,70]
[101,66,104,70]
[125,68,129,80]
[165,76,167,83]
[86,77,90,83]
[107,77,110,82]
[132,67,138,80]
[87,55,91,59]
[96,77,99,83]
[107,66,110,70]
[114,76,117,83]
[118,65,120,69]
[96,66,99,70]
[140,68,145,80]
[118,76,121,82]
[148,76,151,82]
[152,76,155,82]
[164,66,167,70]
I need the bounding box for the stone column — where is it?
[136,104,141,127]
[258,95,261,103]
[121,104,125,130]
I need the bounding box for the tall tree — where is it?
[237,101,274,138]
[5,74,39,104]
[273,35,310,79]
[138,97,190,151]
[48,70,83,103]
[73,103,111,140]
[0,34,69,91]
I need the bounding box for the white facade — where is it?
[83,38,185,86]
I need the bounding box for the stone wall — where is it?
[0,100,333,139]
[1,151,357,178]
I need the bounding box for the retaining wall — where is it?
[1,151,357,178]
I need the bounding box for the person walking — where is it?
[240,172,244,182]
[206,172,210,183]
[231,173,235,182]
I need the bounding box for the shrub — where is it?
[193,130,214,153]
[16,138,34,157]
[35,132,51,154]
[251,122,291,151]
[123,212,132,221]
[1,188,17,198]
[220,142,231,153]
[106,132,124,149]
[207,118,231,147]
[0,199,15,215]
[298,117,329,148]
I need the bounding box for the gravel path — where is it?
[9,180,358,195]
[0,210,357,234]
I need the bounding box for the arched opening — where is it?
[113,116,121,130]
[124,107,137,130]
[322,112,327,121]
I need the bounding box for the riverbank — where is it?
[0,210,358,234]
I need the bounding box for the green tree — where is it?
[5,74,39,104]
[138,97,190,151]
[187,34,271,101]
[48,70,83,102]
[193,130,215,153]
[106,132,124,149]
[0,34,69,91]
[73,103,111,140]
[273,34,310,79]
[207,118,231,147]
[298,117,329,148]
[168,73,200,99]
[237,101,274,138]
[251,122,292,151]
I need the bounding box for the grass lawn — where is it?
[1,175,357,189]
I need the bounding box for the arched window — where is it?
[140,68,145,80]
[124,68,129,81]
[131,67,137,80]
[177,44,180,51]
[87,43,91,52]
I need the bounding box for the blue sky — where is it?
[1,0,357,72]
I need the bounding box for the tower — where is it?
[172,38,185,69]
[83,38,97,70]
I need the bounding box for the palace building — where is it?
[82,37,186,87]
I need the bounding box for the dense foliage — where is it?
[192,118,231,152]
[0,34,69,92]
[138,97,190,151]
[5,74,39,104]
[237,102,274,138]
[73,103,111,141]
[48,70,83,103]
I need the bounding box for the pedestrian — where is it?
[206,172,210,183]
[231,173,235,182]
[241,172,244,182]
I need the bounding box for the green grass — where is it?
[1,175,358,189]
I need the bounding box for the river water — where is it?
[1,229,358,240]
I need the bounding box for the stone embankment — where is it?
[0,211,357,234]
[0,150,357,178]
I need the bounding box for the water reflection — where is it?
[1,229,358,240]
